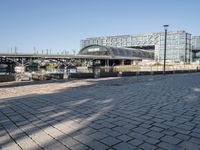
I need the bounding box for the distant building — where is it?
[79,45,154,65]
[192,36,200,61]
[81,31,196,62]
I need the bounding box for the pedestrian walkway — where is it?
[0,73,200,150]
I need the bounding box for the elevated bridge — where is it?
[0,45,154,73]
[0,53,144,60]
[0,53,144,73]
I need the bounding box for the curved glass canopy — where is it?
[79,45,154,59]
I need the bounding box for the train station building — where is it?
[79,45,154,66]
[81,31,200,63]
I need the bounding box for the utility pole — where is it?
[163,25,169,75]
[33,47,36,54]
[73,50,76,55]
[14,46,17,54]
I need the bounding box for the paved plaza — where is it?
[0,73,200,150]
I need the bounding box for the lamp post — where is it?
[163,25,169,75]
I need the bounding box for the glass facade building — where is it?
[81,31,192,62]
[192,36,200,50]
[192,36,200,60]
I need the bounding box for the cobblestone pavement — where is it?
[0,73,200,150]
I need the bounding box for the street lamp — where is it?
[163,25,169,75]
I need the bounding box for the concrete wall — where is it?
[70,73,94,79]
[0,75,15,82]
[70,69,200,79]
[32,73,64,80]
[100,72,118,78]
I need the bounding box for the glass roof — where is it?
[79,45,154,59]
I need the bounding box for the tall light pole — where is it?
[163,25,169,75]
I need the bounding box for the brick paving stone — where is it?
[100,136,121,146]
[128,132,148,141]
[145,131,164,139]
[153,123,169,130]
[129,120,142,126]
[80,127,97,135]
[175,133,190,141]
[1,124,42,150]
[101,122,117,128]
[87,140,108,150]
[69,143,89,150]
[178,124,194,130]
[0,130,22,150]
[150,126,164,132]
[171,127,191,135]
[161,135,182,145]
[163,121,178,127]
[145,137,160,145]
[156,148,165,150]
[139,143,157,150]
[128,139,143,146]
[1,143,22,150]
[192,127,200,134]
[116,134,132,142]
[189,137,200,145]
[122,124,137,130]
[28,130,66,149]
[152,118,165,123]
[190,132,200,138]
[73,134,93,145]
[113,142,136,150]
[173,118,187,124]
[89,131,108,140]
[132,127,150,134]
[15,134,42,150]
[161,129,176,136]
[99,128,122,137]
[59,136,80,147]
[45,142,69,150]
[179,141,200,150]
[43,126,64,139]
[158,142,182,150]
[88,123,104,130]
[140,124,152,129]
[113,120,129,126]
[112,126,130,134]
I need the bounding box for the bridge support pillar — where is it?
[120,60,125,65]
[105,60,109,66]
[131,60,135,65]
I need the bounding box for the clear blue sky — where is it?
[0,0,200,54]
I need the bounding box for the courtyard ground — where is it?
[0,73,200,150]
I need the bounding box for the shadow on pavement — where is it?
[0,73,200,149]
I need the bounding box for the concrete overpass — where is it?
[0,53,144,61]
[0,53,148,73]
